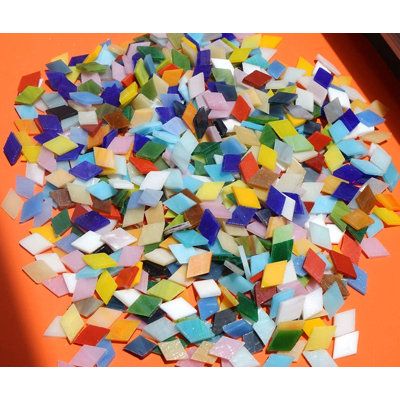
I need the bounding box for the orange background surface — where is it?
[0,33,399,367]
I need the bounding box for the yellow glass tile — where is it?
[296,56,314,76]
[232,186,261,209]
[241,34,261,49]
[258,144,277,170]
[373,206,400,226]
[66,66,80,83]
[277,320,305,331]
[269,119,298,139]
[219,284,239,307]
[51,52,69,64]
[322,175,347,195]
[349,99,368,113]
[332,75,352,86]
[61,304,84,342]
[84,45,102,63]
[196,182,224,201]
[30,225,59,243]
[119,82,138,108]
[303,318,326,336]
[182,36,197,50]
[94,146,115,169]
[96,270,117,305]
[21,145,41,163]
[82,253,118,269]
[160,236,179,249]
[324,144,345,172]
[106,318,140,342]
[305,325,336,351]
[46,169,75,188]
[375,193,400,211]
[229,47,251,63]
[14,119,40,135]
[191,341,218,364]
[131,261,143,287]
[260,35,282,48]
[292,239,321,256]
[14,130,34,146]
[286,113,306,128]
[261,261,287,288]
[44,135,78,156]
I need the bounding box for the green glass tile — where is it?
[96,104,118,119]
[111,189,131,208]
[166,33,184,50]
[267,329,303,352]
[166,214,185,229]
[78,79,102,95]
[330,201,350,232]
[147,279,185,301]
[127,294,161,317]
[221,38,238,50]
[134,59,149,87]
[236,292,259,322]
[258,238,272,251]
[136,141,167,162]
[226,193,237,205]
[194,160,207,176]
[156,59,171,73]
[260,124,278,148]
[76,62,108,74]
[141,78,157,100]
[16,86,45,105]
[122,106,133,121]
[273,224,293,244]
[71,226,84,236]
[51,209,71,236]
[270,239,293,262]
[313,104,322,118]
[172,49,190,71]
[144,242,161,254]
[246,115,279,125]
[347,225,368,243]
[137,46,165,63]
[212,68,234,85]
[153,157,169,170]
[298,276,309,286]
[284,134,314,152]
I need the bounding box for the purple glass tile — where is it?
[266,186,285,215]
[37,114,62,133]
[34,197,53,227]
[69,54,88,66]
[222,154,241,173]
[74,210,110,232]
[155,107,175,124]
[103,129,118,148]
[56,144,84,162]
[332,182,359,203]
[133,134,150,153]
[34,131,59,145]
[69,161,103,181]
[333,164,364,184]
[160,93,181,108]
[284,192,304,214]
[101,84,121,107]
[313,68,333,89]
[198,209,220,245]
[340,109,359,132]
[227,206,256,226]
[3,132,22,165]
[196,50,211,66]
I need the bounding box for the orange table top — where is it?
[0,33,399,367]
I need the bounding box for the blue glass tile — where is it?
[16,176,35,199]
[96,339,115,367]
[323,281,344,317]
[340,109,359,131]
[227,206,257,226]
[176,317,215,343]
[198,209,220,245]
[124,335,156,359]
[314,67,333,89]
[347,264,367,295]
[221,153,241,173]
[218,273,254,294]
[198,297,219,320]
[3,132,22,165]
[270,289,295,319]
[74,210,110,232]
[356,109,384,127]
[332,182,359,203]
[264,354,293,367]
[222,319,253,338]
